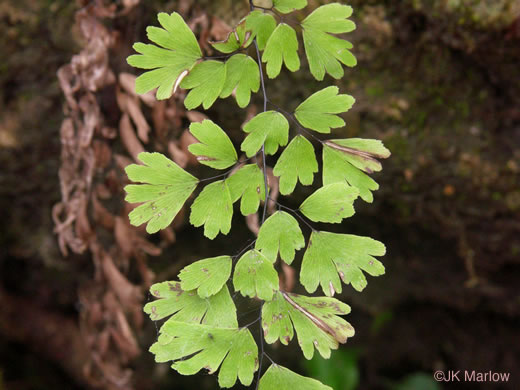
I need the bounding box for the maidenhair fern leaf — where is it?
[263,23,300,79]
[180,60,227,110]
[245,11,277,50]
[302,4,357,81]
[179,256,232,298]
[226,164,266,216]
[190,180,233,239]
[323,146,377,203]
[255,211,304,264]
[262,291,355,359]
[301,231,386,296]
[294,86,355,133]
[323,139,390,203]
[127,12,202,100]
[325,139,391,173]
[151,321,258,388]
[304,3,356,32]
[273,135,318,195]
[188,120,237,169]
[299,182,359,223]
[241,111,289,157]
[220,54,260,108]
[273,0,308,14]
[233,250,278,301]
[210,21,254,54]
[259,364,332,390]
[144,282,237,328]
[261,291,294,346]
[125,152,198,234]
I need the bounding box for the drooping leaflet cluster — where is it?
[125,1,390,388]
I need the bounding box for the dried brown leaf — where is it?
[52,203,73,256]
[189,13,210,50]
[186,110,209,123]
[104,169,121,198]
[114,154,134,173]
[115,87,128,111]
[119,72,155,106]
[114,216,162,258]
[180,129,199,165]
[178,0,192,16]
[72,10,116,91]
[119,113,144,162]
[78,93,100,147]
[135,252,154,294]
[246,213,260,236]
[112,309,140,359]
[266,167,279,215]
[74,197,93,246]
[122,0,140,11]
[95,183,113,200]
[210,16,233,41]
[92,139,112,169]
[152,100,167,139]
[159,227,176,244]
[114,217,135,258]
[92,195,115,229]
[101,251,143,311]
[281,263,296,292]
[86,1,117,20]
[57,64,80,111]
[96,328,111,357]
[126,96,150,143]
[165,101,184,128]
[59,118,76,156]
[171,205,186,231]
[168,140,188,168]
[244,104,258,124]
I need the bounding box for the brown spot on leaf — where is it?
[325,140,390,160]
[168,282,182,293]
[196,155,216,162]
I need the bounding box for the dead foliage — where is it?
[54,2,149,388]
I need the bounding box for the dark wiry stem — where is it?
[267,100,323,143]
[256,301,265,390]
[253,30,269,225]
[198,156,253,182]
[263,352,276,365]
[232,239,257,261]
[249,3,269,388]
[272,198,316,232]
[241,316,261,329]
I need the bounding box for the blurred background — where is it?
[1,0,519,389]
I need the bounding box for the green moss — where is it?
[384,134,412,163]
[410,0,520,29]
[365,84,385,98]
